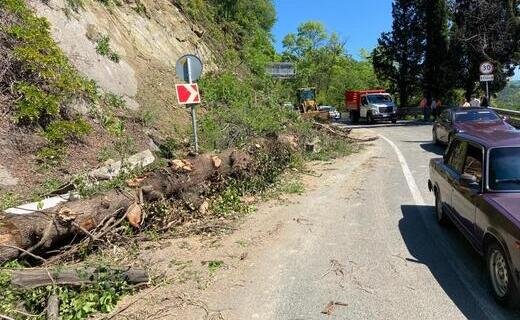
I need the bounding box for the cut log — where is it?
[10,267,149,289]
[47,294,59,320]
[0,148,255,263]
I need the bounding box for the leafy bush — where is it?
[199,72,300,150]
[1,0,99,166]
[0,264,132,320]
[43,119,92,143]
[14,82,60,122]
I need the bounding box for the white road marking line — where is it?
[379,133,505,320]
[378,134,425,205]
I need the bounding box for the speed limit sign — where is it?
[480,62,494,75]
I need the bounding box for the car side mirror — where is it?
[460,173,479,189]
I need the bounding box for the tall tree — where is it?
[373,0,424,107]
[282,21,380,107]
[421,0,450,99]
[449,0,519,98]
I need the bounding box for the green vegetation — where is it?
[496,80,520,110]
[0,263,132,320]
[1,0,97,173]
[211,186,255,217]
[206,260,224,274]
[0,193,19,211]
[95,35,120,63]
[282,21,380,108]
[374,0,519,105]
[1,0,96,121]
[279,180,305,195]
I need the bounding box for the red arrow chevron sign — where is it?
[176,83,201,105]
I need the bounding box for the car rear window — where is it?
[489,147,520,191]
[454,110,499,123]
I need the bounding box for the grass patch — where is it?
[0,193,19,211]
[279,180,305,195]
[211,186,255,218]
[95,35,120,63]
[30,178,63,201]
[306,137,358,162]
[206,260,224,274]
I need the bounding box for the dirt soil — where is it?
[98,129,378,320]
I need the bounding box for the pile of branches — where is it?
[0,139,293,265]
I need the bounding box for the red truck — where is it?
[345,90,397,124]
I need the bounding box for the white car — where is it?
[318,106,341,121]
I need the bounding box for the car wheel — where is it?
[486,242,519,307]
[435,191,449,226]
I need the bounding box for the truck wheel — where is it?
[486,242,519,307]
[435,191,449,226]
[367,113,374,125]
[350,111,359,124]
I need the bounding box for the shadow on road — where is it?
[399,205,520,320]
[399,140,446,156]
[419,143,445,156]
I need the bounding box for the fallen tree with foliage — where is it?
[0,138,293,264]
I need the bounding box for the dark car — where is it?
[428,130,520,306]
[432,107,514,145]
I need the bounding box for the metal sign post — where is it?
[176,55,203,154]
[187,58,199,153]
[486,81,490,102]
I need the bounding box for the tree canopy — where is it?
[282,21,380,108]
[374,0,520,106]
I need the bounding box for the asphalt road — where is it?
[212,120,520,320]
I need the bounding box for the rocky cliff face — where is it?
[29,0,217,110]
[0,0,219,197]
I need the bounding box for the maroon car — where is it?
[429,130,520,306]
[432,107,514,145]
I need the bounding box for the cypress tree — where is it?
[373,0,424,107]
[421,0,450,100]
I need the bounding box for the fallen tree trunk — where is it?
[313,122,378,142]
[10,267,149,289]
[0,148,254,264]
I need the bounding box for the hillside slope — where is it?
[0,0,221,202]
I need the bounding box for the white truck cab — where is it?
[360,93,397,124]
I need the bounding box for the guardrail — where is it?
[397,106,520,127]
[490,107,520,117]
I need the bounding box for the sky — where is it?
[272,0,520,80]
[272,0,393,59]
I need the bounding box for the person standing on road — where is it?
[470,96,481,108]
[460,98,471,108]
[430,98,436,121]
[421,96,432,122]
[432,99,442,121]
[420,96,426,121]
[481,96,490,108]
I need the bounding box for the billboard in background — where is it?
[266,62,295,79]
